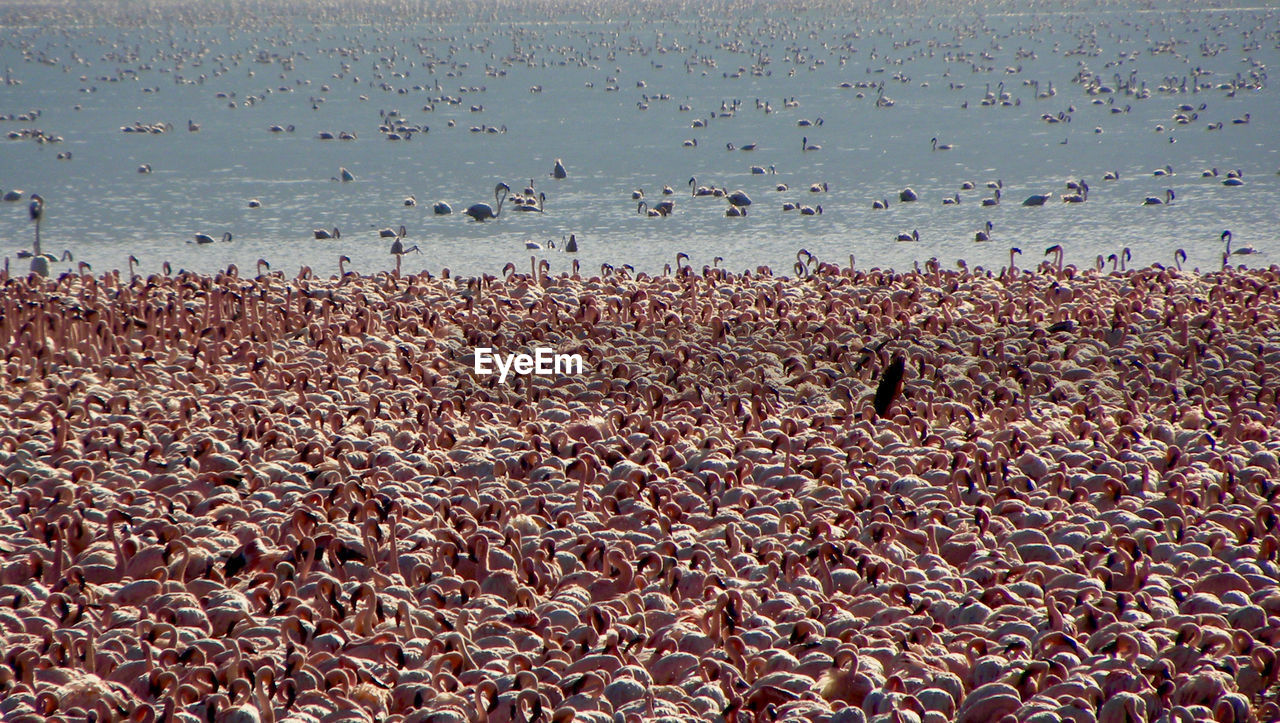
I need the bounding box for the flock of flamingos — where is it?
[1,0,1274,279]
[1,248,1279,722]
[1,0,1278,720]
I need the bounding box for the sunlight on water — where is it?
[1,0,1276,278]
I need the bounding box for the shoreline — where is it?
[8,246,1271,284]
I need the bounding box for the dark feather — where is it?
[223,551,247,579]
[334,542,367,565]
[873,355,906,418]
[1047,319,1076,334]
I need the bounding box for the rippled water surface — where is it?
[1,0,1277,277]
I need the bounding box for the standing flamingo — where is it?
[29,194,44,255]
[465,183,510,221]
[1044,244,1065,274]
[390,237,421,276]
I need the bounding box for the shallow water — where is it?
[1,0,1276,278]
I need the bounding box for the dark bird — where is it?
[1047,319,1077,334]
[223,538,272,578]
[873,355,906,418]
[328,587,346,620]
[333,542,368,565]
[223,550,248,578]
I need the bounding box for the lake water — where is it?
[1,0,1276,278]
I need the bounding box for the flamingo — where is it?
[390,237,420,275]
[314,227,341,239]
[1044,244,1065,274]
[28,256,49,276]
[515,192,546,212]
[193,232,232,244]
[1062,181,1088,203]
[465,183,510,221]
[1222,230,1256,256]
[638,201,663,217]
[675,251,691,274]
[29,193,43,256]
[1143,189,1174,205]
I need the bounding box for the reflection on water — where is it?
[1,0,1276,278]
